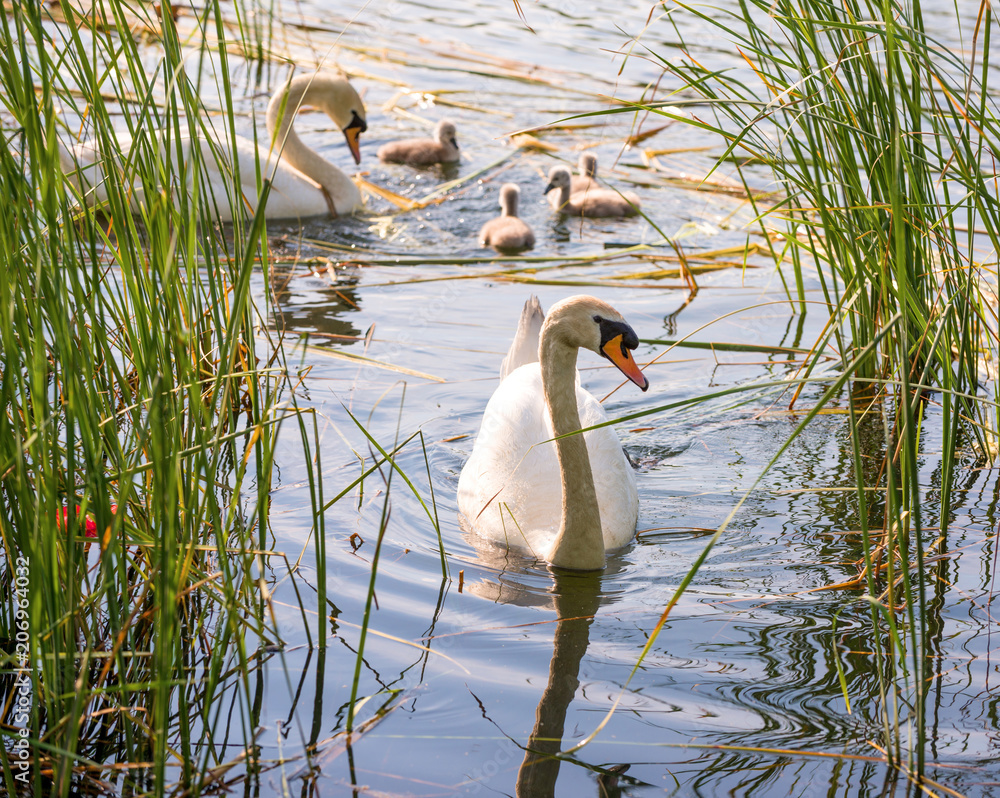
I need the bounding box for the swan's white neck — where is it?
[265,77,357,211]
[540,317,606,570]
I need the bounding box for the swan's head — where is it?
[270,74,368,165]
[498,183,520,216]
[336,90,367,166]
[306,74,367,165]
[342,108,367,165]
[578,152,598,178]
[435,119,459,150]
[545,296,649,391]
[544,166,572,195]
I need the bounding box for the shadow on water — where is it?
[270,262,364,342]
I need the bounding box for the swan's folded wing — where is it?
[499,296,544,380]
[230,137,330,220]
[457,364,562,552]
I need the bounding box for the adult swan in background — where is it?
[458,295,649,571]
[60,72,367,221]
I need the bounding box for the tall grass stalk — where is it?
[0,0,326,793]
[641,0,999,778]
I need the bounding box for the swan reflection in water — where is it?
[462,550,635,797]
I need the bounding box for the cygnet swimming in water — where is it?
[544,166,640,217]
[479,183,535,253]
[377,119,460,166]
[570,152,599,194]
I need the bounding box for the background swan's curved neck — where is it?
[266,78,355,201]
[541,327,606,570]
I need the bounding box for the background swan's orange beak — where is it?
[344,127,363,165]
[602,334,649,391]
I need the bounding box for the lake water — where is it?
[159,0,1000,794]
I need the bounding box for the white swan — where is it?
[458,295,649,570]
[59,73,367,222]
[478,183,535,253]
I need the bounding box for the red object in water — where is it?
[58,504,117,539]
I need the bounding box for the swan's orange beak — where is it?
[602,334,649,391]
[343,111,366,165]
[344,126,363,165]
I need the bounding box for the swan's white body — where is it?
[60,73,367,222]
[458,296,648,570]
[458,362,638,558]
